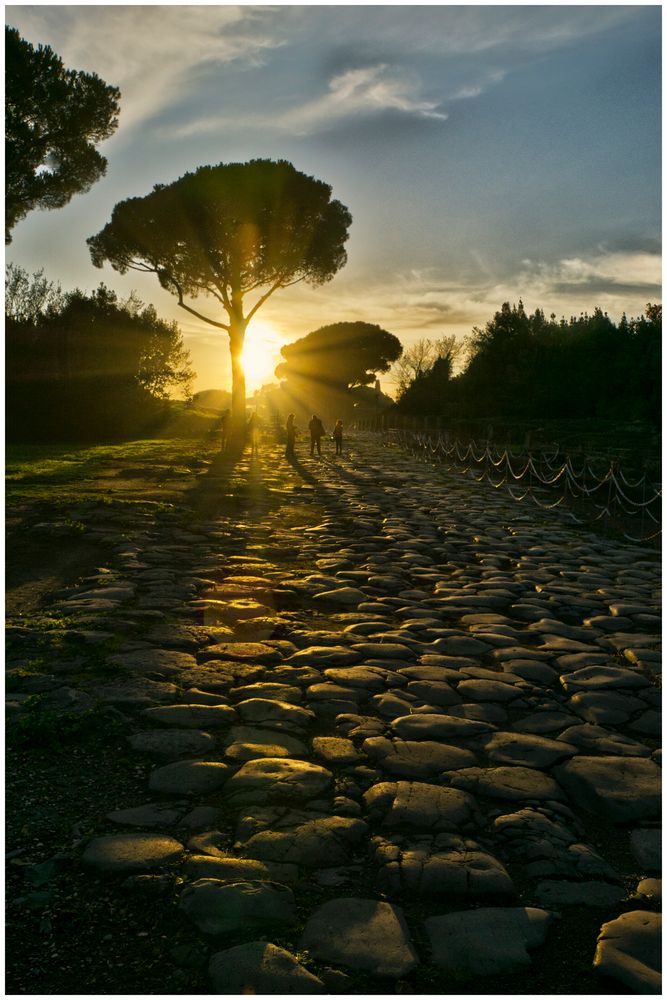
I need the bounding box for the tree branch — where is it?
[172,279,229,331]
[245,274,304,323]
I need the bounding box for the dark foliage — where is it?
[274,320,402,421]
[276,321,402,388]
[6,269,193,442]
[5,25,120,243]
[397,301,661,428]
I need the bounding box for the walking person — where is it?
[333,419,343,455]
[247,411,259,456]
[285,412,296,458]
[220,408,230,452]
[308,414,325,457]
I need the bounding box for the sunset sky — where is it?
[5,4,662,395]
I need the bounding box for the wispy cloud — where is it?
[5,6,281,133]
[278,64,448,134]
[170,62,447,139]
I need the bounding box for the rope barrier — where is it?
[381,427,661,544]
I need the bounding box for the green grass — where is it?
[6,437,221,504]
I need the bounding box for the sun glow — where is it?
[241,321,285,392]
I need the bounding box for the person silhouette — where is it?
[308,414,325,457]
[220,408,230,451]
[333,419,343,455]
[285,413,297,458]
[247,411,259,456]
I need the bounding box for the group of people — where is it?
[286,413,344,458]
[220,407,344,458]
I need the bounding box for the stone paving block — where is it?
[179,878,296,935]
[240,815,368,867]
[424,907,554,978]
[372,833,515,898]
[224,757,333,805]
[83,833,183,873]
[593,910,661,994]
[209,941,324,994]
[148,760,231,795]
[362,736,476,778]
[364,781,479,832]
[555,757,661,822]
[299,897,419,978]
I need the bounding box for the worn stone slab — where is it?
[107,803,184,827]
[129,729,217,759]
[89,678,179,707]
[392,714,495,740]
[457,678,522,703]
[559,724,652,758]
[404,680,462,707]
[322,667,386,691]
[142,704,236,728]
[224,725,308,757]
[83,833,183,872]
[202,642,281,664]
[569,690,647,725]
[535,880,625,907]
[593,910,661,993]
[634,879,662,905]
[106,648,197,676]
[299,898,419,978]
[450,766,565,802]
[554,757,661,822]
[180,878,296,935]
[230,681,302,704]
[312,737,360,765]
[559,665,650,692]
[425,907,553,979]
[483,732,577,769]
[362,737,476,778]
[350,642,418,661]
[313,587,367,607]
[630,829,662,872]
[224,758,332,805]
[240,816,368,867]
[364,781,479,831]
[286,645,360,667]
[373,833,514,898]
[148,760,231,795]
[184,855,297,883]
[235,698,315,730]
[209,942,324,994]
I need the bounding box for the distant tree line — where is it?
[396,301,661,428]
[6,264,193,442]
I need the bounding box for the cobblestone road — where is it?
[7,434,662,994]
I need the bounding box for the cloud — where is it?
[5,6,281,134]
[170,62,448,139]
[277,64,448,134]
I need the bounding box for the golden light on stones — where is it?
[196,575,278,640]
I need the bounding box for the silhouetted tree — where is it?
[5,261,64,321]
[5,25,120,243]
[397,300,661,429]
[275,321,402,421]
[276,321,402,387]
[394,335,463,398]
[88,159,352,440]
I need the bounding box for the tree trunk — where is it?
[229,321,247,448]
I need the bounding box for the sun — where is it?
[241,321,284,392]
